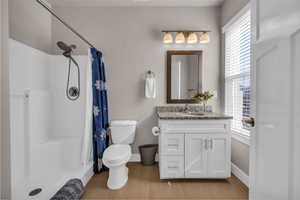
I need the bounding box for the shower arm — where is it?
[36,0,96,49]
[69,56,79,67]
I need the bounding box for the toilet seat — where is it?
[103,144,131,167]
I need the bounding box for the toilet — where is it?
[102,120,137,190]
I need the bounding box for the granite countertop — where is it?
[156,106,233,120]
[157,111,233,120]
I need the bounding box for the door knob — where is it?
[242,117,255,127]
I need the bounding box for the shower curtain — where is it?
[90,48,109,173]
[82,50,93,167]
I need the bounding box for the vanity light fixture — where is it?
[199,32,210,44]
[162,30,211,44]
[175,32,185,44]
[187,32,198,44]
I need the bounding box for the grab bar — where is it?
[10,90,30,98]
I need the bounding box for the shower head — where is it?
[57,41,76,57]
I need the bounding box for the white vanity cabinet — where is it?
[158,120,231,179]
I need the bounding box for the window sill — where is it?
[231,130,250,146]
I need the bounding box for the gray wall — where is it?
[1,0,11,198]
[221,0,250,26]
[52,6,221,153]
[221,0,250,175]
[8,0,52,53]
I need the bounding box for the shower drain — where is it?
[29,188,42,196]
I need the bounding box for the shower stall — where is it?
[9,39,93,199]
[8,1,97,199]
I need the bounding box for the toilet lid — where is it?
[103,144,131,164]
[110,120,137,126]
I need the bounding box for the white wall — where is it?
[52,6,222,153]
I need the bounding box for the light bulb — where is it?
[199,32,210,44]
[163,32,173,44]
[187,32,198,44]
[175,32,185,44]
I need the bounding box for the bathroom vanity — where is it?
[157,107,233,179]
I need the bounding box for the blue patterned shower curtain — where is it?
[90,48,109,173]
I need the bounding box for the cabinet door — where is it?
[207,135,230,178]
[185,134,208,178]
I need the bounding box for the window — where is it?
[224,9,251,136]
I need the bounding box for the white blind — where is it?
[225,9,251,135]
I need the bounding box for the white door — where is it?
[207,135,230,178]
[185,134,207,178]
[250,0,300,200]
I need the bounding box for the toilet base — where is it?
[107,165,129,190]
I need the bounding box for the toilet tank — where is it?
[110,120,137,144]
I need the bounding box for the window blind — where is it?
[225,10,251,135]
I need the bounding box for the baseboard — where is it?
[130,153,159,162]
[231,163,249,187]
[130,153,141,162]
[81,163,94,186]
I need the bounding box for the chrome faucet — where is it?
[183,104,191,113]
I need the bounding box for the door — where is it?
[250,0,300,200]
[185,134,207,178]
[207,135,230,178]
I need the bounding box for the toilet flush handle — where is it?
[152,127,160,136]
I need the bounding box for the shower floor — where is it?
[82,163,248,200]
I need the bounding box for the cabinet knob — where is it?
[168,166,179,169]
[168,144,178,147]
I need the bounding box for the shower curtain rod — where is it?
[36,0,96,49]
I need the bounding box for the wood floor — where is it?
[82,163,248,200]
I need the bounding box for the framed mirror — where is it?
[167,50,203,104]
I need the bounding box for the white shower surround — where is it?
[9,40,92,200]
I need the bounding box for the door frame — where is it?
[249,0,258,199]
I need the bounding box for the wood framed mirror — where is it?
[167,50,203,104]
